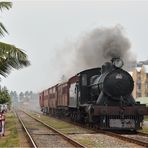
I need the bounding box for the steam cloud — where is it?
[55,25,136,80]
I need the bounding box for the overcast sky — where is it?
[1,0,148,93]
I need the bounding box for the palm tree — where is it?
[0,2,30,77]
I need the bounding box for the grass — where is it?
[138,116,148,133]
[144,116,148,121]
[139,127,148,133]
[30,112,92,134]
[72,135,103,147]
[0,112,20,147]
[74,137,98,147]
[32,113,79,132]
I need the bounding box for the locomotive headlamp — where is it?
[112,58,124,68]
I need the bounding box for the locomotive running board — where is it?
[93,105,148,115]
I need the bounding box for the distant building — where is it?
[141,65,148,97]
[131,64,148,98]
[137,60,148,67]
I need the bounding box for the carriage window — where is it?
[53,88,55,93]
[62,86,67,94]
[82,74,87,86]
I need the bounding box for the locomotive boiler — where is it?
[39,58,148,131]
[90,58,134,105]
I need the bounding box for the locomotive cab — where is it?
[68,68,101,108]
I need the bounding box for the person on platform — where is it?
[0,110,5,136]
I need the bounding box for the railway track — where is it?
[55,114,148,147]
[61,114,148,147]
[27,111,148,147]
[98,130,148,147]
[70,121,148,147]
[15,110,85,148]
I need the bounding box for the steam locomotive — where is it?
[39,58,148,131]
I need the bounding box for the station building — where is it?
[130,65,148,99]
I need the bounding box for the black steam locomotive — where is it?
[40,58,148,131]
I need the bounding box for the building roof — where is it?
[143,65,148,73]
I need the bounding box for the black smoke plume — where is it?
[55,25,136,79]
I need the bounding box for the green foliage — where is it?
[0,2,12,11]
[0,1,30,77]
[0,2,12,36]
[0,87,11,104]
[0,42,30,77]
[0,22,8,37]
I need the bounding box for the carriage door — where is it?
[69,83,78,108]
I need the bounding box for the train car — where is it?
[39,58,148,131]
[39,85,58,114]
[39,91,44,112]
[42,89,49,114]
[56,82,69,116]
[48,85,57,114]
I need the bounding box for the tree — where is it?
[19,92,24,102]
[10,91,18,107]
[0,2,30,77]
[0,86,11,104]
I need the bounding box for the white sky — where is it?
[1,0,148,93]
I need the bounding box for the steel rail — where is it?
[65,116,148,147]
[14,111,38,148]
[24,110,148,147]
[137,131,148,137]
[21,110,85,148]
[72,122,148,147]
[99,130,148,147]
